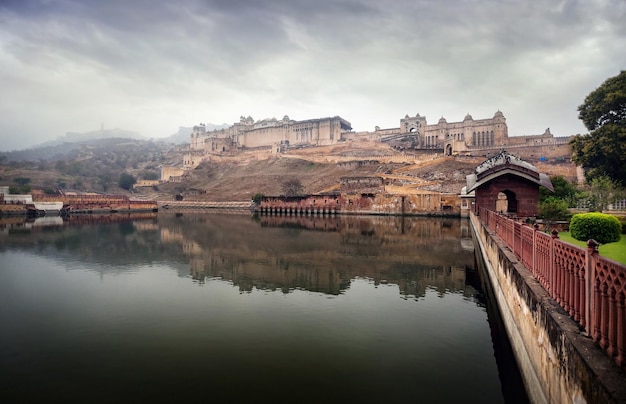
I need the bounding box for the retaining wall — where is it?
[470,213,626,403]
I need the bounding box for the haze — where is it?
[1,0,625,151]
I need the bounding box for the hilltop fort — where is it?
[179,111,571,170]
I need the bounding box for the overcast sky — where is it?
[1,0,625,151]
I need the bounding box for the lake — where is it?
[0,212,528,403]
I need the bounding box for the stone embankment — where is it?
[471,212,626,403]
[158,201,255,211]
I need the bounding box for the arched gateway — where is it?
[465,150,554,217]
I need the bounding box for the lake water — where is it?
[0,212,528,403]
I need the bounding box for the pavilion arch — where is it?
[465,151,554,217]
[495,189,518,214]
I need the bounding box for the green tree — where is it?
[252,193,265,204]
[539,175,578,206]
[118,172,136,191]
[571,70,626,185]
[538,196,571,222]
[587,175,624,212]
[281,178,304,196]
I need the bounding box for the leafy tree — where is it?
[252,193,265,204]
[571,70,626,185]
[118,172,136,191]
[538,196,571,221]
[281,178,304,196]
[586,174,624,212]
[539,175,578,206]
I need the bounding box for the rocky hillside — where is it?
[149,142,489,201]
[1,136,578,201]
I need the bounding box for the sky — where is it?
[1,0,625,151]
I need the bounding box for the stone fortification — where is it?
[170,111,574,191]
[184,115,351,168]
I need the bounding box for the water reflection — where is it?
[0,212,528,403]
[1,213,476,299]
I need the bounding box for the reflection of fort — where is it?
[158,213,477,298]
[2,212,478,300]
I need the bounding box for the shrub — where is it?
[538,197,571,221]
[619,218,626,234]
[569,213,622,244]
[118,172,137,191]
[252,193,264,205]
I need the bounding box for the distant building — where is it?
[184,116,352,168]
[179,111,572,170]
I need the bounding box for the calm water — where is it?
[0,212,528,403]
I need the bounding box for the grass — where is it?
[557,232,626,265]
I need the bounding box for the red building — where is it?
[465,150,554,217]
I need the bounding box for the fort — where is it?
[178,111,573,171]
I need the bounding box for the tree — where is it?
[539,175,578,207]
[118,172,136,191]
[571,70,626,185]
[538,196,571,221]
[587,174,624,212]
[281,178,304,196]
[252,193,265,204]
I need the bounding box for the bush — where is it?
[569,212,622,244]
[118,172,137,191]
[252,193,264,205]
[538,197,571,221]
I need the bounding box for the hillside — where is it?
[150,141,487,201]
[0,136,578,201]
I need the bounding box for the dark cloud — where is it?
[0,0,625,150]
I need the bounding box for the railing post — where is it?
[533,223,539,278]
[550,230,559,303]
[585,239,599,337]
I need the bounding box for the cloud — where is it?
[0,0,625,150]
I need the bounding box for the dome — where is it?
[466,150,554,193]
[464,113,473,121]
[493,110,504,118]
[438,116,447,124]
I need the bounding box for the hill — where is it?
[0,135,578,201]
[150,142,487,201]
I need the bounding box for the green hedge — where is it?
[569,213,622,244]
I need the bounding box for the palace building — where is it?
[182,111,571,169]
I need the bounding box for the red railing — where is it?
[477,207,626,368]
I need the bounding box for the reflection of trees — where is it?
[160,213,478,298]
[0,213,177,270]
[1,213,480,300]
